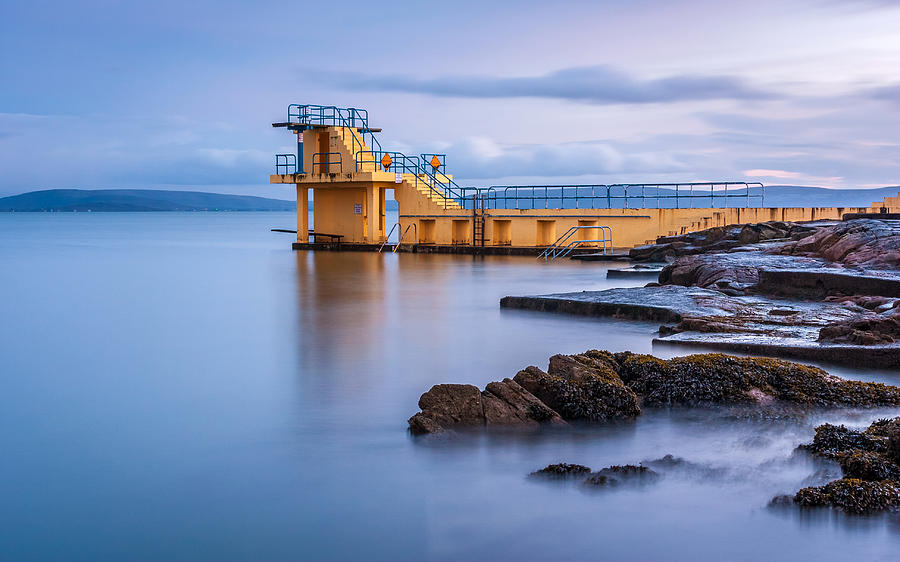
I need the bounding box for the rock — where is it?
[581,464,660,488]
[785,418,900,513]
[838,451,900,481]
[530,463,592,479]
[410,353,900,433]
[582,474,618,487]
[818,311,900,345]
[793,478,900,514]
[416,384,484,426]
[482,378,564,427]
[407,412,445,435]
[798,423,886,459]
[778,219,900,269]
[618,353,900,408]
[513,352,641,422]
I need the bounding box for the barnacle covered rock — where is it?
[798,423,887,459]
[529,463,592,479]
[618,353,900,408]
[410,352,900,433]
[513,352,641,422]
[781,417,900,514]
[793,478,900,514]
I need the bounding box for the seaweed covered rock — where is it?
[793,479,900,514]
[530,463,592,479]
[512,352,641,422]
[618,353,900,408]
[783,417,900,514]
[838,451,900,481]
[409,352,900,433]
[798,422,888,459]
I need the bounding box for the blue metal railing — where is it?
[275,154,297,175]
[286,104,382,159]
[464,182,765,210]
[312,152,343,174]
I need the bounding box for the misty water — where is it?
[1,212,899,560]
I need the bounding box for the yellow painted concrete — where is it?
[271,125,900,248]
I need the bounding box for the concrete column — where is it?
[297,184,309,243]
[367,185,381,243]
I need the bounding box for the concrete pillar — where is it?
[367,185,381,243]
[297,184,309,243]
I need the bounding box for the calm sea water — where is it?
[1,212,899,561]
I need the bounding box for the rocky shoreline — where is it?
[409,350,900,435]
[502,219,900,367]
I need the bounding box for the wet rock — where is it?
[818,312,900,345]
[785,418,900,513]
[582,474,619,487]
[530,463,592,479]
[410,354,900,433]
[415,384,484,427]
[407,412,445,435]
[482,378,565,427]
[778,219,900,269]
[594,464,660,482]
[838,451,900,481]
[798,423,887,459]
[793,478,900,514]
[513,352,641,422]
[581,464,660,488]
[618,353,900,408]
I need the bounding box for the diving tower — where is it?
[270,104,899,254]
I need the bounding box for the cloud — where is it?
[320,65,778,105]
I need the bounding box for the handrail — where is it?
[489,182,764,210]
[539,226,613,261]
[275,154,296,175]
[311,152,343,174]
[379,222,400,253]
[393,223,417,253]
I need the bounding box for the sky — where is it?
[1,0,899,198]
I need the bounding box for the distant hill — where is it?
[0,189,297,212]
[762,185,900,208]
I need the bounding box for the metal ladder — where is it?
[472,193,486,249]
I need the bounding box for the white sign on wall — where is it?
[395,172,402,184]
[354,203,362,215]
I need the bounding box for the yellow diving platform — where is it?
[270,104,900,255]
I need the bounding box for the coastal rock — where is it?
[784,417,900,514]
[482,378,564,427]
[793,479,900,514]
[618,353,900,408]
[513,352,641,422]
[410,353,900,433]
[818,311,900,345]
[530,463,592,479]
[777,219,900,269]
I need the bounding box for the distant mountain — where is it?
[757,185,899,208]
[0,189,297,212]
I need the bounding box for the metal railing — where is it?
[474,182,764,210]
[311,152,343,174]
[394,223,416,253]
[275,154,297,174]
[539,226,613,261]
[286,104,382,163]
